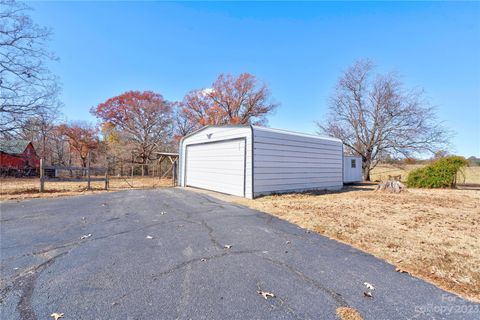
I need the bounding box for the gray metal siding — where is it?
[252,127,343,196]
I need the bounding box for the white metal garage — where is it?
[179,125,345,199]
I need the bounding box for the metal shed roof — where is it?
[251,126,342,143]
[0,140,31,155]
[181,125,341,143]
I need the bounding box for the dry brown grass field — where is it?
[0,177,173,201]
[371,164,480,185]
[233,184,480,302]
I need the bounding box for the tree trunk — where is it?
[362,156,371,181]
[364,169,371,181]
[376,180,406,193]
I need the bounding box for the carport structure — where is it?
[178,125,344,198]
[153,151,179,183]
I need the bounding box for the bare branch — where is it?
[317,59,450,180]
[0,0,59,136]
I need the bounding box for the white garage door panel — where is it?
[186,139,245,197]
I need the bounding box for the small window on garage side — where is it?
[351,159,356,168]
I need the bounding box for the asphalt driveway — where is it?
[1,188,478,320]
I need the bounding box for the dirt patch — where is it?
[233,184,480,301]
[0,177,173,201]
[336,307,363,320]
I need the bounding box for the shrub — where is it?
[406,156,468,188]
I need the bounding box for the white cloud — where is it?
[201,88,215,97]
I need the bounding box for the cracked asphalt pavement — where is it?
[1,188,478,320]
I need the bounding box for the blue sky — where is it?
[29,1,480,157]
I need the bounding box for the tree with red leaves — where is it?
[92,91,173,167]
[58,122,98,168]
[177,73,277,136]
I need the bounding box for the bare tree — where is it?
[172,102,198,140]
[50,128,70,166]
[317,60,450,181]
[20,103,61,162]
[0,0,59,136]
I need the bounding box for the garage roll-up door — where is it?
[185,138,246,197]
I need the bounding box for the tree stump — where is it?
[375,180,407,193]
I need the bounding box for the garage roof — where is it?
[181,125,342,143]
[252,126,342,143]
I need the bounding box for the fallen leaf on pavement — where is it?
[50,312,64,320]
[395,267,408,274]
[257,290,275,300]
[224,245,232,249]
[336,307,363,320]
[363,282,375,291]
[80,234,92,240]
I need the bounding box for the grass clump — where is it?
[406,156,468,188]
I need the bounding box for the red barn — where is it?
[0,140,40,169]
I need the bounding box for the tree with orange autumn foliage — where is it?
[92,91,173,166]
[58,122,98,167]
[177,73,277,136]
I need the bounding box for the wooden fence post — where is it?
[87,152,91,190]
[104,167,109,190]
[39,158,45,193]
[172,161,177,186]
